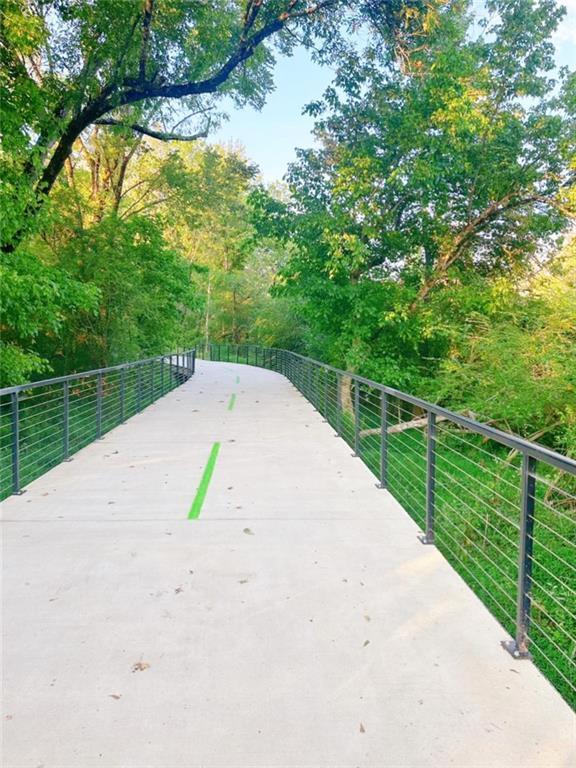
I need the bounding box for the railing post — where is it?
[353,380,360,456]
[323,368,328,420]
[504,453,536,659]
[192,350,196,375]
[161,356,165,394]
[11,391,20,494]
[120,367,126,421]
[63,381,70,459]
[96,372,103,438]
[150,359,154,401]
[336,374,342,436]
[378,391,388,489]
[137,365,142,412]
[420,411,436,544]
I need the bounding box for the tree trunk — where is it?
[339,374,354,414]
[204,276,212,348]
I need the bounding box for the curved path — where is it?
[2,361,574,767]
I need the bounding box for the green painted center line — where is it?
[235,375,240,384]
[188,442,220,520]
[227,393,237,411]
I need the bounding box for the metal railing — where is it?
[0,350,196,500]
[199,342,576,708]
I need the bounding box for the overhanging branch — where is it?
[93,118,210,142]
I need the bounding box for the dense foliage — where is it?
[251,0,576,454]
[1,0,433,382]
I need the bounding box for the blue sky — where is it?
[211,3,576,183]
[211,47,333,183]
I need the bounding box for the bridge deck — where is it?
[2,361,573,767]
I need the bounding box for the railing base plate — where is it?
[501,640,532,660]
[418,533,435,545]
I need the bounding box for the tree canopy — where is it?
[1,0,440,251]
[250,0,576,451]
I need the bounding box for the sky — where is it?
[211,47,333,183]
[210,2,576,183]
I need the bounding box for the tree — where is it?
[41,214,196,371]
[265,0,575,389]
[1,0,447,251]
[430,236,576,453]
[1,0,342,251]
[0,246,98,384]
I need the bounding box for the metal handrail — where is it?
[198,341,576,708]
[284,351,576,473]
[202,342,575,473]
[0,351,193,396]
[0,349,196,498]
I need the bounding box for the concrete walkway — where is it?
[1,361,574,768]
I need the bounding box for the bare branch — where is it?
[93,118,210,142]
[171,105,215,132]
[120,194,178,220]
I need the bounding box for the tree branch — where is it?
[410,193,572,309]
[120,194,178,220]
[4,0,340,252]
[118,1,339,104]
[93,118,210,142]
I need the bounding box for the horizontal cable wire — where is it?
[199,343,575,708]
